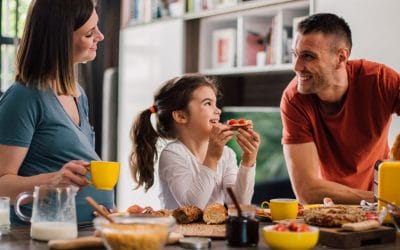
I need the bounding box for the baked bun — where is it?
[203,203,227,224]
[390,133,400,160]
[172,205,203,224]
[227,119,253,130]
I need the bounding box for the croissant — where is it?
[390,133,400,160]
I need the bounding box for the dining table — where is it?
[1,223,399,250]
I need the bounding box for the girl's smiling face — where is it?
[185,85,221,135]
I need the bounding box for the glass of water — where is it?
[0,197,10,235]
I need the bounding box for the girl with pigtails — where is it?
[129,73,261,209]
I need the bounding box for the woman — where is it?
[0,0,113,225]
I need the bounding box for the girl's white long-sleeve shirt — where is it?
[158,140,255,209]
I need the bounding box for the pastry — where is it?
[172,205,203,224]
[203,203,227,224]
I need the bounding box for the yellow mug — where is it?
[261,198,298,221]
[89,161,120,190]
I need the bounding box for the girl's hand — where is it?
[204,123,234,170]
[236,128,260,167]
[50,160,90,188]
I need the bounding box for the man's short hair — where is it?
[297,13,352,52]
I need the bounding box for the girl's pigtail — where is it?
[129,108,159,191]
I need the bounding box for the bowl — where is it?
[94,214,176,250]
[262,224,319,250]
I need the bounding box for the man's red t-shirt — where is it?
[281,60,400,191]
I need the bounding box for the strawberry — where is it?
[228,119,238,125]
[238,118,246,124]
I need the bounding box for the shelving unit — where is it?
[195,0,309,74]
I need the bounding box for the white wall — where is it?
[117,19,184,211]
[313,0,400,146]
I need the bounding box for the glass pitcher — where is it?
[15,185,78,241]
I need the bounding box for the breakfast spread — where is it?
[126,203,228,225]
[227,119,253,130]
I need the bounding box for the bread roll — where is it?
[203,203,227,224]
[172,205,203,224]
[390,133,400,160]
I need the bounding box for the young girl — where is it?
[130,74,260,209]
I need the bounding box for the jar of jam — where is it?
[226,204,259,247]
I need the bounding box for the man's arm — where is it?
[283,142,374,204]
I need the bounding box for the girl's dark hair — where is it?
[15,0,96,96]
[129,73,220,191]
[297,13,352,52]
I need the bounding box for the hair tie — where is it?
[149,105,157,114]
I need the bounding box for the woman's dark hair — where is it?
[15,0,96,96]
[129,73,220,191]
[297,13,352,52]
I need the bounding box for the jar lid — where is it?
[179,237,212,249]
[228,204,256,217]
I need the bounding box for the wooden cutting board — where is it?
[172,223,225,239]
[318,226,396,248]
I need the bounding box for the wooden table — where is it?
[1,225,399,250]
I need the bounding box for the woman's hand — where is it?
[50,160,90,188]
[204,123,234,170]
[236,128,260,167]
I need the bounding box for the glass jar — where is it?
[226,204,259,247]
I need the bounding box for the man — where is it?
[280,13,400,204]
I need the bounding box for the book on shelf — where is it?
[244,31,266,66]
[265,16,277,65]
[282,26,292,63]
[129,0,183,24]
[214,0,237,9]
[212,28,237,68]
[185,0,213,13]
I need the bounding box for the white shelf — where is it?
[198,0,309,73]
[202,63,293,75]
[184,0,300,20]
